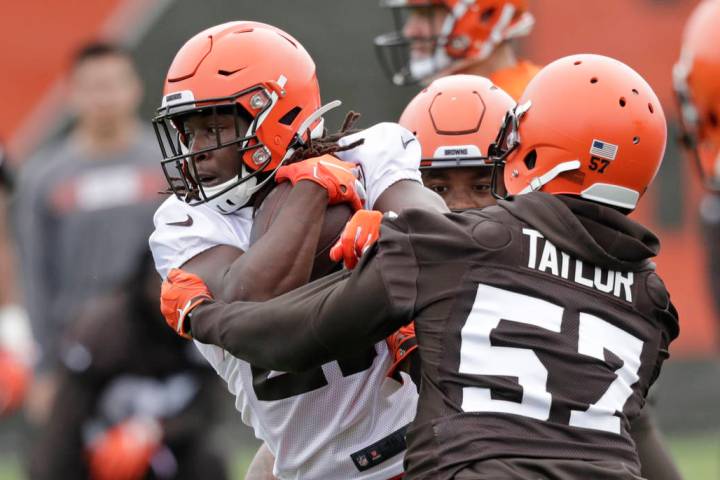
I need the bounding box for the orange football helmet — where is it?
[153,22,335,214]
[674,0,720,190]
[399,74,515,169]
[494,54,666,211]
[374,0,534,86]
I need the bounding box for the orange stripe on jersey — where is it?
[490,60,542,101]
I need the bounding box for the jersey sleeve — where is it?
[374,211,421,311]
[190,251,415,373]
[149,197,246,279]
[336,122,422,209]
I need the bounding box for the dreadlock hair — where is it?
[285,110,364,164]
[252,110,365,211]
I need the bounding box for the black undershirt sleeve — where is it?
[190,248,414,373]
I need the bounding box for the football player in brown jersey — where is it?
[374,0,540,99]
[391,74,682,480]
[161,55,679,479]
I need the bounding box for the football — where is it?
[250,181,353,280]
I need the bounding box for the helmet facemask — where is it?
[375,1,534,86]
[153,85,282,213]
[487,100,529,200]
[374,2,455,86]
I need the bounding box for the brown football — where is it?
[250,181,353,280]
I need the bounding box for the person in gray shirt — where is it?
[14,42,166,424]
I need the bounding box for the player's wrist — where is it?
[184,297,214,338]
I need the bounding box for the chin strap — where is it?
[506,100,532,150]
[518,160,581,195]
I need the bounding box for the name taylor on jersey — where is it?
[522,228,634,302]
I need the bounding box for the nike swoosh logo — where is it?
[166,214,194,227]
[218,66,247,76]
[401,136,416,149]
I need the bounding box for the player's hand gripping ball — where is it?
[160,269,213,339]
[330,209,383,269]
[275,154,366,211]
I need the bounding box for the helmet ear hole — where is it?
[279,106,302,126]
[480,7,496,23]
[708,110,718,128]
[523,149,537,170]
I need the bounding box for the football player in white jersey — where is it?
[149,21,445,480]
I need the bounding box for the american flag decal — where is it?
[590,139,619,161]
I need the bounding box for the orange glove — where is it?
[160,269,213,339]
[0,350,30,415]
[88,417,162,480]
[386,323,418,380]
[275,154,366,211]
[330,209,383,270]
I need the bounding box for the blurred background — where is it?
[0,0,717,478]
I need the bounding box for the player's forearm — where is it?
[373,179,449,214]
[221,181,327,302]
[190,290,335,372]
[309,255,415,357]
[190,255,412,372]
[191,271,353,371]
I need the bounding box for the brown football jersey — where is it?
[190,192,678,480]
[376,193,678,479]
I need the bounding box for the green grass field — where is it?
[0,433,716,479]
[665,433,720,479]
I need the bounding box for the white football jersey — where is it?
[150,123,420,480]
